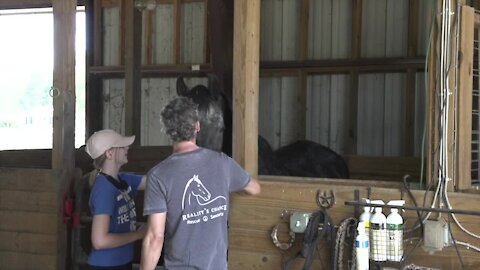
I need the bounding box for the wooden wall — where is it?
[228,177,480,270]
[0,168,59,270]
[0,157,475,269]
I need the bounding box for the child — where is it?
[85,129,146,270]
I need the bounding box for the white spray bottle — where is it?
[356,221,369,270]
[369,200,386,262]
[386,200,405,262]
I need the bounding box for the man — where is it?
[141,97,261,270]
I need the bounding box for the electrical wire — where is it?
[456,241,480,252]
[400,235,423,270]
[437,2,480,267]
[400,176,424,268]
[446,203,465,269]
[440,0,480,246]
[403,176,424,236]
[409,1,480,266]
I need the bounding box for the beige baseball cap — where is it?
[85,129,135,159]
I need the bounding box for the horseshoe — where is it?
[270,224,295,250]
[316,189,335,209]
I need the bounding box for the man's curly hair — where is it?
[161,97,200,142]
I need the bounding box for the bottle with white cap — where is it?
[386,200,405,262]
[359,198,371,246]
[370,200,386,262]
[355,221,369,270]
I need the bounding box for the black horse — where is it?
[176,75,349,179]
[176,74,233,156]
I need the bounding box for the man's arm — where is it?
[140,212,167,270]
[242,177,261,195]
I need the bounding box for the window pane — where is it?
[0,8,85,150]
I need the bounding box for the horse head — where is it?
[182,175,212,210]
[176,74,232,155]
[190,175,211,201]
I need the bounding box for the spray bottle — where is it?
[386,200,405,262]
[355,221,369,270]
[369,200,386,262]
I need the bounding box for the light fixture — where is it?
[134,0,156,11]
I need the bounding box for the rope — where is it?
[334,218,357,270]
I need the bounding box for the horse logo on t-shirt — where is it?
[182,174,226,210]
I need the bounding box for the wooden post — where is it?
[124,0,142,140]
[86,0,103,137]
[52,0,76,269]
[427,0,464,191]
[297,0,309,140]
[348,0,363,155]
[173,0,181,64]
[456,5,474,190]
[232,0,260,175]
[405,0,419,156]
[208,0,234,103]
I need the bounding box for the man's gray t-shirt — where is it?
[143,147,251,270]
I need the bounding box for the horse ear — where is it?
[207,73,222,100]
[176,75,189,96]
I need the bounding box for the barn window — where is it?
[86,0,209,141]
[0,7,86,150]
[255,0,436,183]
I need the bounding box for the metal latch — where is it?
[289,212,312,233]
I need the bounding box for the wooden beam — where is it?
[351,0,362,60]
[145,9,154,65]
[426,0,441,189]
[93,0,103,66]
[120,0,126,65]
[298,0,309,62]
[173,0,181,64]
[261,57,425,73]
[124,0,142,139]
[87,57,425,78]
[296,0,309,141]
[456,5,475,190]
[232,0,260,175]
[0,0,86,9]
[52,1,76,176]
[475,13,480,27]
[51,4,76,169]
[297,71,307,140]
[88,64,213,78]
[208,0,234,102]
[348,0,363,155]
[86,0,103,137]
[52,1,76,269]
[407,0,419,57]
[404,0,420,156]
